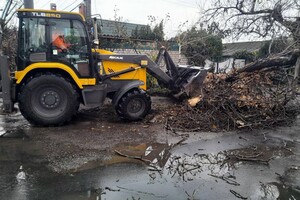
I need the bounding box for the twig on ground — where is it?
[230,189,248,199]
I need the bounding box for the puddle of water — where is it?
[103,136,299,199]
[1,104,300,199]
[1,128,29,139]
[0,139,299,200]
[114,142,171,169]
[0,110,30,139]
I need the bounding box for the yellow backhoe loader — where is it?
[0,9,207,126]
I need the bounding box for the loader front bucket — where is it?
[174,66,208,97]
[152,47,210,97]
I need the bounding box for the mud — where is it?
[0,97,299,200]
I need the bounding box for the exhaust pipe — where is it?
[24,0,34,9]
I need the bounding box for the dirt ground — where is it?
[0,97,177,171]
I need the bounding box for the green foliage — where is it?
[233,50,256,63]
[99,38,133,49]
[131,20,164,41]
[146,73,157,89]
[146,73,171,96]
[152,21,164,41]
[178,27,223,66]
[258,39,289,58]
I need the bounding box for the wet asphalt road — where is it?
[0,98,300,200]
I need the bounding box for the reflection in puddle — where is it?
[0,110,30,138]
[16,166,26,181]
[166,152,236,182]
[252,182,280,200]
[165,145,295,182]
[1,128,29,138]
[0,126,5,136]
[114,142,297,188]
[114,142,171,169]
[0,140,299,200]
[225,145,294,164]
[111,142,298,199]
[10,178,29,200]
[250,182,299,200]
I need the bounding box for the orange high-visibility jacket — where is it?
[52,33,71,50]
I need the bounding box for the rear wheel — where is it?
[116,89,151,121]
[18,74,79,126]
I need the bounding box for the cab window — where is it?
[50,19,90,75]
[18,18,47,68]
[18,17,91,76]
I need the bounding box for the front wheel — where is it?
[116,89,151,121]
[18,74,79,126]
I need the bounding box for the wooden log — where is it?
[237,49,300,73]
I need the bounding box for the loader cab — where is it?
[17,10,94,77]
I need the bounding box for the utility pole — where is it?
[24,0,34,9]
[79,0,91,19]
[85,0,91,18]
[0,19,3,55]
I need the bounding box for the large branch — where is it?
[238,49,300,73]
[203,0,299,40]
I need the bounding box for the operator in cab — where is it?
[52,28,71,52]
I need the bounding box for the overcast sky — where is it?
[31,0,207,38]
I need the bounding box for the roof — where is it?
[99,19,147,38]
[223,41,266,56]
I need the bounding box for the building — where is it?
[214,41,267,73]
[222,41,266,58]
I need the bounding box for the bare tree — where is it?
[203,0,299,40]
[0,0,22,55]
[202,0,300,77]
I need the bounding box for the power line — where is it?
[57,1,68,9]
[41,0,52,9]
[70,3,81,12]
[62,0,79,11]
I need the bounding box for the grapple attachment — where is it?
[147,47,210,97]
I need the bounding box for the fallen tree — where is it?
[237,49,300,73]
[167,51,300,131]
[168,0,300,132]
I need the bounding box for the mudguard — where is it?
[112,80,144,106]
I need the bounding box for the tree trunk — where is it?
[237,49,300,73]
[294,56,300,79]
[0,21,3,55]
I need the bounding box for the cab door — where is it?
[49,18,92,77]
[17,16,93,78]
[17,17,47,70]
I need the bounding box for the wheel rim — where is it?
[32,85,67,118]
[41,91,60,108]
[127,98,145,115]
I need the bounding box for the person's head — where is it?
[52,26,65,36]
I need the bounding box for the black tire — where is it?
[116,89,151,121]
[18,73,79,126]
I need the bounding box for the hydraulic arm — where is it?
[99,47,208,94]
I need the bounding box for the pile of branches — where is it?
[167,52,300,131]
